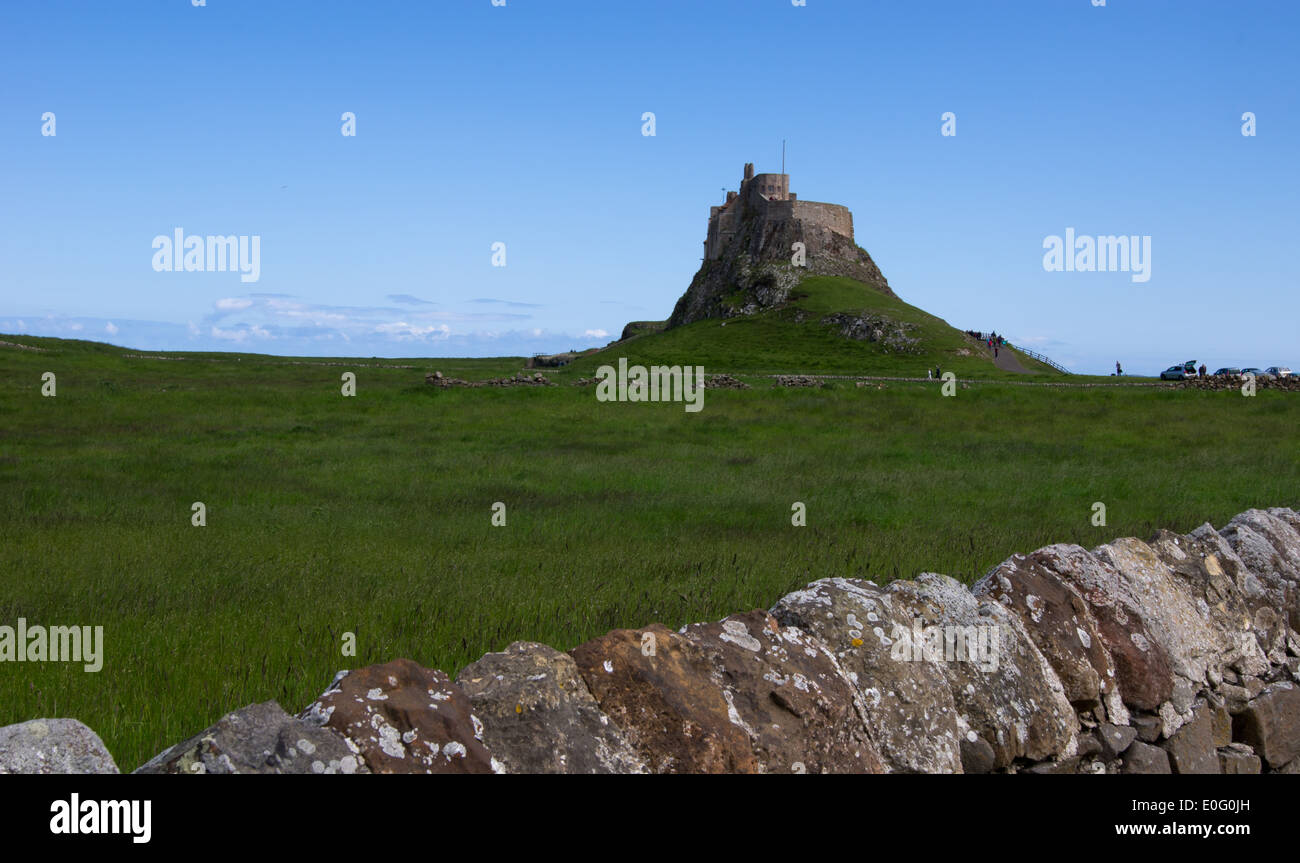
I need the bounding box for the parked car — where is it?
[1182,360,1198,376]
[1160,365,1189,380]
[1241,367,1266,379]
[1212,368,1241,377]
[1265,366,1293,379]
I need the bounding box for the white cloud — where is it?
[104,322,118,335]
[210,324,271,342]
[583,329,608,338]
[215,297,254,311]
[372,322,451,340]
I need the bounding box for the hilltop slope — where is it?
[582,275,1056,378]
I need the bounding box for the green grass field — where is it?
[2,330,1297,770]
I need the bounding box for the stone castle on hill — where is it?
[703,162,855,261]
[667,162,895,328]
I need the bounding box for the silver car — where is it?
[1265,366,1293,379]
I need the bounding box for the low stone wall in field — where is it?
[1181,375,1300,391]
[4,507,1300,774]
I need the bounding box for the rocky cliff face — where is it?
[7,506,1300,774]
[667,205,896,328]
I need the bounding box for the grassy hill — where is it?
[566,275,1060,378]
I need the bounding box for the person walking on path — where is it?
[1116,361,1123,376]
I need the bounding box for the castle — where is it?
[703,163,855,261]
[668,161,893,328]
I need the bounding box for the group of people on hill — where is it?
[959,330,1008,363]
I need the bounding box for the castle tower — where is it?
[748,172,789,201]
[703,162,856,261]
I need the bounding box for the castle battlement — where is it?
[703,162,854,261]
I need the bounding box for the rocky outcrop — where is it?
[456,641,646,774]
[5,505,1299,774]
[974,550,1121,715]
[1161,702,1219,774]
[135,701,365,774]
[899,573,1078,771]
[1122,741,1172,774]
[1030,544,1174,713]
[703,373,750,389]
[1093,537,1230,698]
[1219,509,1300,633]
[299,659,498,774]
[1218,742,1262,773]
[425,371,553,388]
[771,577,961,774]
[1233,682,1300,768]
[821,312,921,354]
[0,718,118,774]
[1148,529,1269,679]
[667,196,894,328]
[772,375,824,388]
[678,610,885,774]
[568,624,759,773]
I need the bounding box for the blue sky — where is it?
[1,0,1296,374]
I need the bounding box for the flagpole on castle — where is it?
[782,139,785,176]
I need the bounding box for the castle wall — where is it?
[791,200,853,241]
[763,199,795,222]
[705,207,742,260]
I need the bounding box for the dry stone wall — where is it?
[4,507,1300,774]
